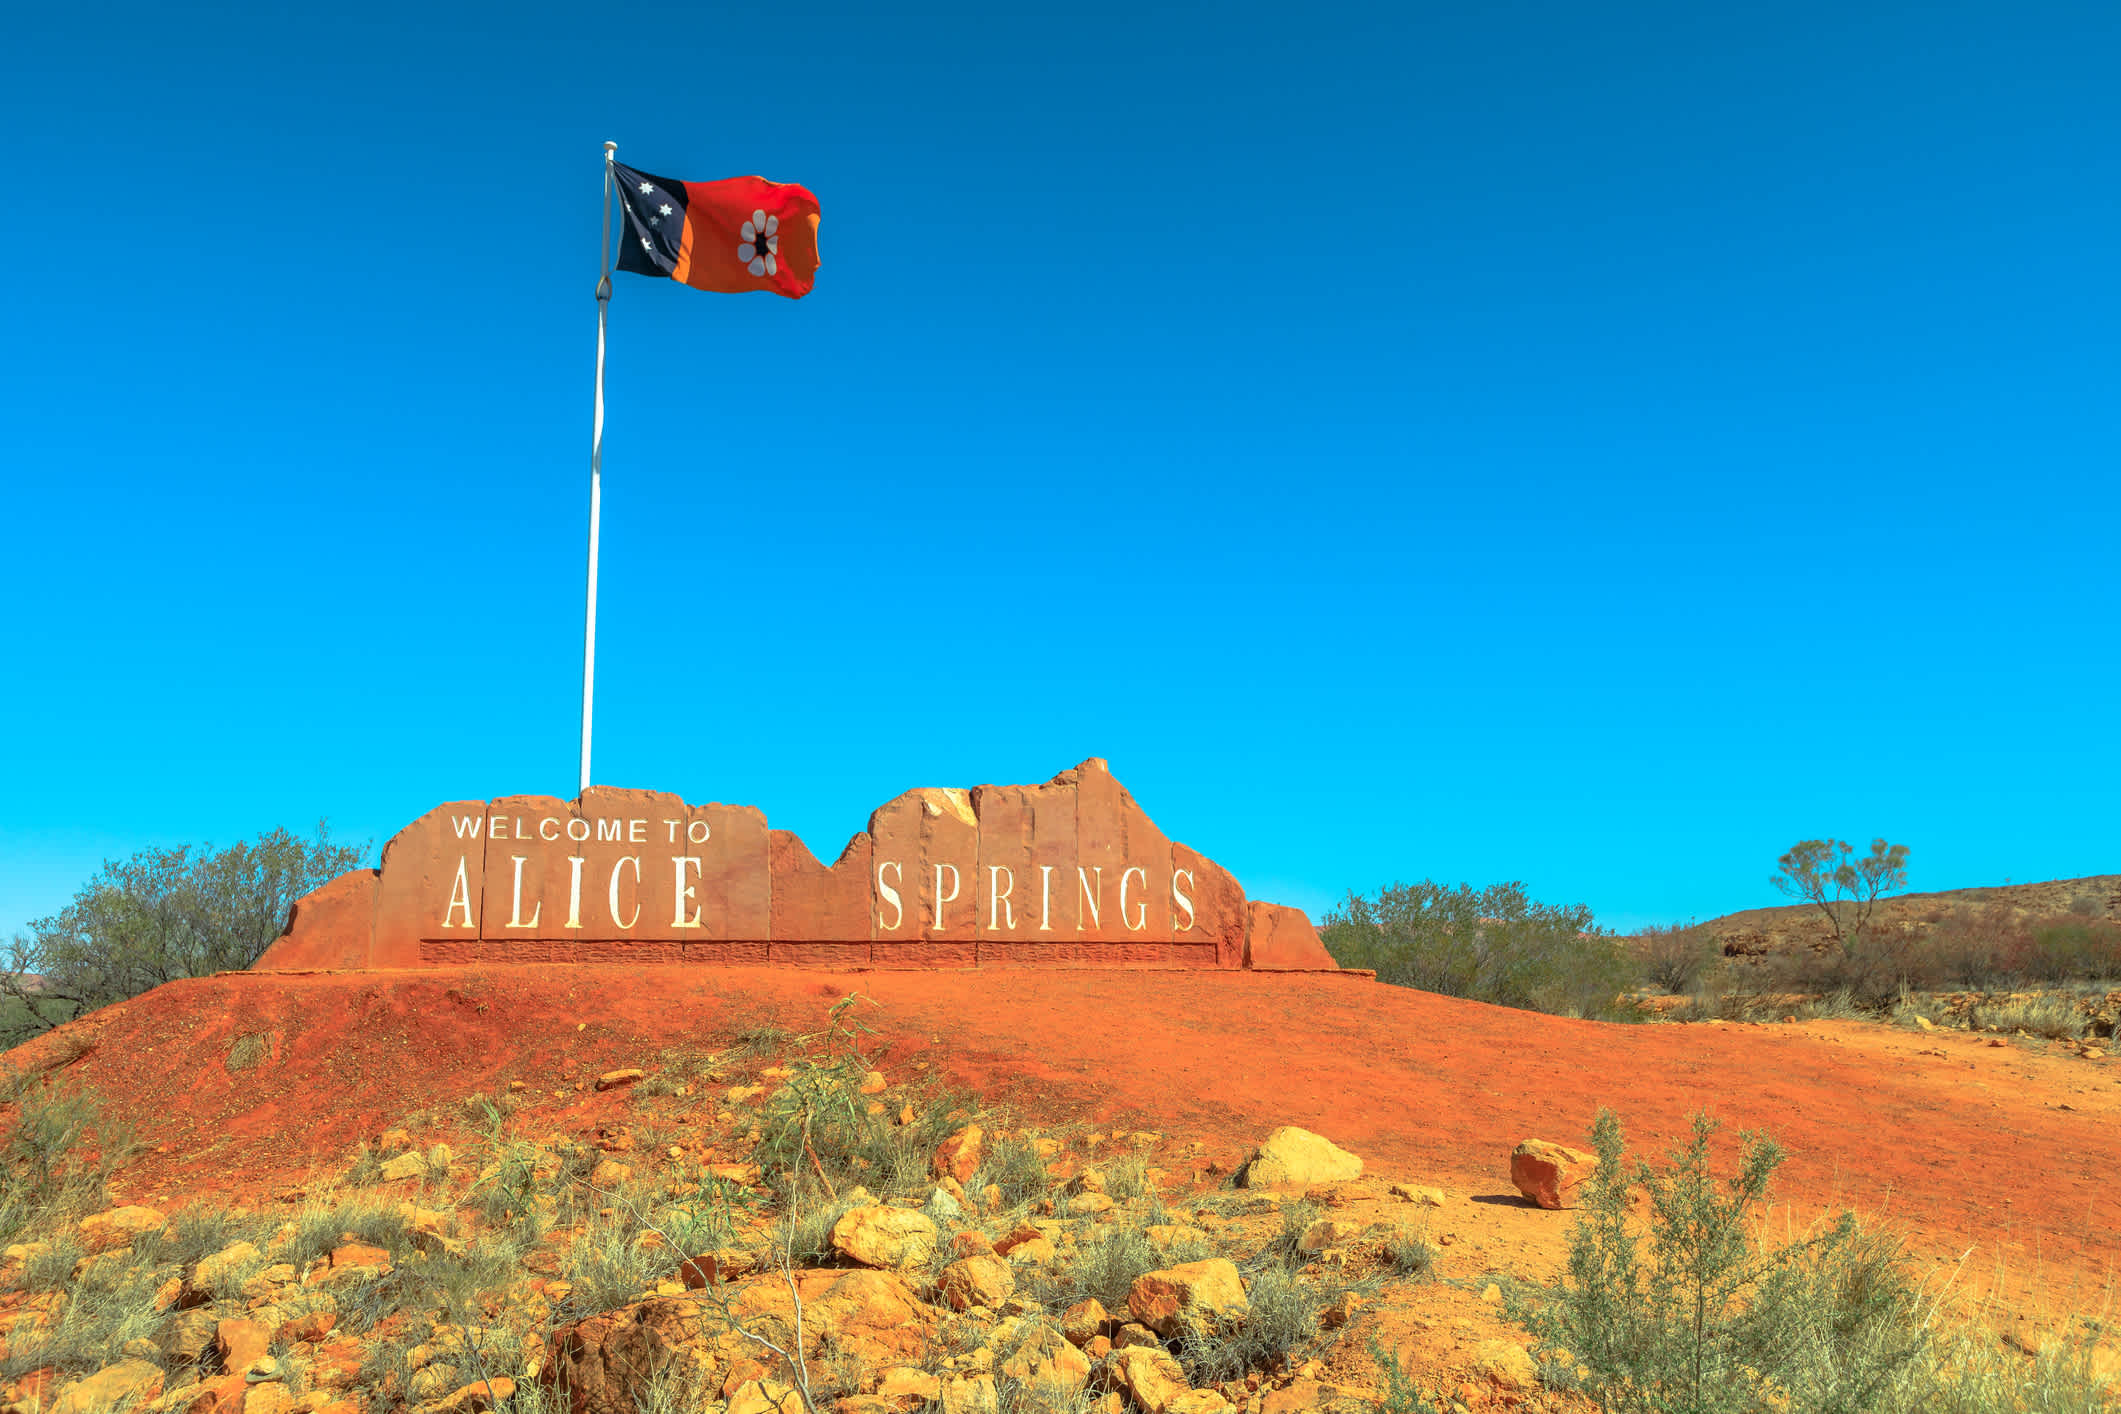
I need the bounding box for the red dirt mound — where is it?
[9,967,2116,1303]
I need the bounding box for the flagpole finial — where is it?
[604,141,617,162]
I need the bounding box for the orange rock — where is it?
[1510,1138,1598,1210]
[252,869,378,970]
[932,1124,984,1183]
[214,1319,271,1373]
[273,1311,337,1344]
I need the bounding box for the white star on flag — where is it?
[638,181,654,194]
[659,204,672,216]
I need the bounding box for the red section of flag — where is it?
[672,176,821,299]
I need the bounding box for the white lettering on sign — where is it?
[608,856,641,930]
[1172,869,1196,931]
[876,860,904,931]
[451,816,484,840]
[1077,867,1103,931]
[672,856,703,928]
[932,863,961,929]
[596,819,623,844]
[443,856,476,929]
[988,866,1015,932]
[488,814,508,839]
[566,856,585,929]
[540,817,560,841]
[665,820,680,844]
[629,819,646,844]
[507,856,542,929]
[1120,866,1148,932]
[688,819,710,844]
[1039,865,1054,931]
[567,818,590,842]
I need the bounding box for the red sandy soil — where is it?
[9,967,2116,1312]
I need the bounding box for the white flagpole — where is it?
[581,140,616,797]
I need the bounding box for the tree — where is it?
[3,823,366,1039]
[1769,838,1909,956]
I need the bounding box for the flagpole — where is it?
[581,140,616,797]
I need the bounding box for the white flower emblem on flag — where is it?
[737,209,779,277]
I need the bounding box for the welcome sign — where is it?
[254,759,1334,972]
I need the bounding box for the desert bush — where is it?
[1926,906,2031,991]
[1638,924,1722,995]
[1104,1153,1151,1202]
[1322,881,1641,1021]
[2026,922,2121,984]
[1369,1336,1447,1413]
[1179,1264,1340,1384]
[1968,995,2087,1042]
[1263,1198,1322,1269]
[1379,1222,1437,1280]
[975,1131,1057,1211]
[1772,933,1936,1013]
[1519,1108,1929,1413]
[3,824,366,1038]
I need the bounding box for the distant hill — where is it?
[1693,874,2120,956]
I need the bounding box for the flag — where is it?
[612,162,821,300]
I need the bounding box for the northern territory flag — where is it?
[612,162,821,300]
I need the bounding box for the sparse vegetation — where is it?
[1323,879,1643,1021]
[1771,837,1912,957]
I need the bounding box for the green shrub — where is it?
[1520,1108,1928,1413]
[1379,1222,1436,1280]
[0,1078,124,1241]
[2028,923,2121,984]
[1322,881,1641,1021]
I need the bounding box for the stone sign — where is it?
[253,758,1335,971]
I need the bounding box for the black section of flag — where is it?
[612,162,686,279]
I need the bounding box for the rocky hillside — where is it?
[1693,874,2120,956]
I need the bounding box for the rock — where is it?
[1471,1339,1539,1391]
[948,1231,994,1259]
[241,1386,293,1414]
[193,1240,262,1291]
[1113,1321,1162,1348]
[998,1324,1090,1407]
[274,1311,338,1345]
[594,1069,643,1091]
[1238,1128,1362,1188]
[726,1381,803,1414]
[1106,1346,1191,1414]
[1065,1191,1114,1216]
[216,1320,273,1374]
[875,1366,940,1405]
[938,1375,998,1414]
[924,1187,963,1224]
[159,1309,221,1366]
[417,1379,514,1414]
[1388,1183,1447,1206]
[1243,902,1336,970]
[1126,1259,1248,1337]
[1510,1139,1598,1210]
[831,1207,940,1270]
[588,1159,633,1188]
[249,865,376,970]
[77,1206,165,1255]
[1059,1297,1109,1345]
[933,1124,984,1184]
[860,1071,889,1095]
[379,1152,428,1183]
[52,1360,165,1414]
[936,1254,1015,1311]
[1167,1394,1231,1414]
[329,1242,391,1272]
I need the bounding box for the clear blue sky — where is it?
[4,0,2116,940]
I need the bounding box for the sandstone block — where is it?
[1239,1127,1363,1188]
[830,1206,939,1270]
[1059,1297,1109,1346]
[932,1124,983,1183]
[936,1254,1015,1311]
[78,1205,165,1255]
[1125,1258,1248,1336]
[1510,1139,1598,1210]
[252,869,377,971]
[1243,902,1336,970]
[1472,1339,1539,1390]
[53,1362,165,1414]
[1106,1346,1190,1414]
